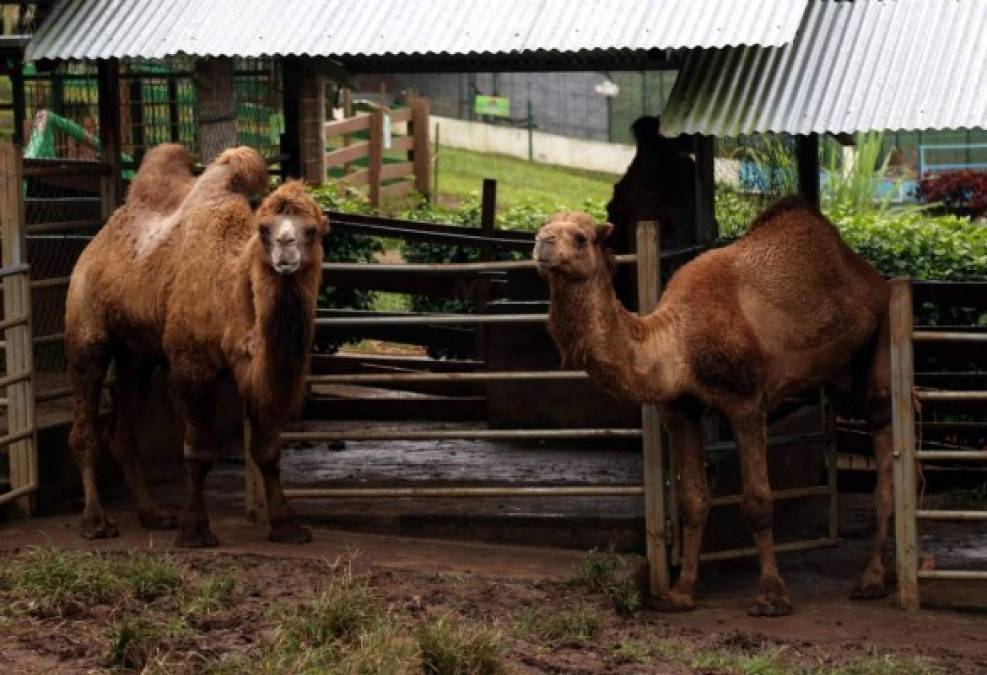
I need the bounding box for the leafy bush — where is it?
[917,170,987,219]
[825,202,987,281]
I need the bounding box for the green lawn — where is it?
[433,146,620,210]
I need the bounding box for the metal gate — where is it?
[0,144,38,514]
[889,278,987,609]
[245,214,839,597]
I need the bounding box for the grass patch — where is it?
[1,546,183,616]
[615,638,651,664]
[184,573,237,617]
[107,616,167,670]
[690,646,790,675]
[567,547,642,615]
[517,604,601,644]
[417,614,503,675]
[827,652,945,675]
[435,146,618,210]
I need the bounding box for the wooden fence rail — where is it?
[324,98,430,207]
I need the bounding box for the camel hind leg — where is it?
[852,314,895,600]
[67,334,117,539]
[108,352,178,531]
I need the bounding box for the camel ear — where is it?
[594,222,614,244]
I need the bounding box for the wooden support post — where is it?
[693,136,716,243]
[797,133,821,208]
[129,77,145,165]
[410,97,431,198]
[889,278,919,610]
[636,219,670,596]
[0,144,37,515]
[297,69,326,186]
[341,88,353,175]
[367,109,384,208]
[12,62,25,146]
[480,178,496,240]
[97,59,122,210]
[167,77,180,143]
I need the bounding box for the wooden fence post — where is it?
[410,97,431,198]
[368,110,384,208]
[298,72,326,186]
[341,88,354,175]
[97,59,122,210]
[636,219,670,596]
[889,277,919,609]
[0,143,38,515]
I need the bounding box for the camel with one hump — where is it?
[65,144,328,546]
[534,199,892,616]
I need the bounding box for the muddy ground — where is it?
[1,509,986,674]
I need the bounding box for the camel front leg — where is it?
[651,405,709,611]
[68,340,117,539]
[732,412,792,617]
[248,417,311,544]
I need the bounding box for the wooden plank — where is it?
[391,135,415,153]
[326,210,535,243]
[368,110,383,207]
[889,278,920,610]
[302,396,484,421]
[411,97,431,197]
[326,141,370,168]
[389,107,413,124]
[324,113,370,137]
[636,219,669,597]
[381,179,414,200]
[342,167,370,187]
[284,486,642,499]
[379,161,414,182]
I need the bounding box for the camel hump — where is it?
[212,146,269,196]
[746,195,823,232]
[257,179,325,223]
[126,143,194,213]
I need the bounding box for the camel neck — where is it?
[547,269,681,404]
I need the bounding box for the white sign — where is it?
[594,79,619,97]
[382,112,392,150]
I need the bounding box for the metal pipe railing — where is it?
[280,428,643,443]
[307,370,590,384]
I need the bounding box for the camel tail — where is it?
[126,143,194,213]
[212,146,269,197]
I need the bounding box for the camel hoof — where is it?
[174,531,219,548]
[748,596,792,617]
[138,509,179,531]
[268,522,312,544]
[646,592,695,613]
[851,583,889,600]
[80,517,120,540]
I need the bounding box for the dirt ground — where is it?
[1,508,986,674]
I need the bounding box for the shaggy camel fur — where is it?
[534,200,892,616]
[65,144,328,546]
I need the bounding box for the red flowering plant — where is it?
[917,170,987,219]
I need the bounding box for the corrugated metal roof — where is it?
[26,0,807,63]
[661,0,987,136]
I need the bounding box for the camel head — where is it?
[534,211,614,281]
[254,180,329,276]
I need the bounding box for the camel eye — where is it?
[574,233,588,247]
[304,225,318,241]
[258,223,272,241]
